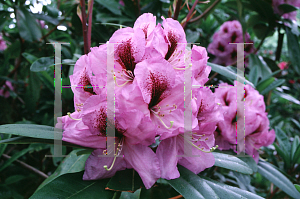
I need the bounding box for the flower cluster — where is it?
[0,81,13,98]
[57,14,274,189]
[207,20,254,66]
[272,0,300,21]
[213,81,276,162]
[0,34,7,51]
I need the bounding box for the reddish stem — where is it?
[80,0,89,54]
[173,0,182,20]
[87,0,94,51]
[182,0,199,29]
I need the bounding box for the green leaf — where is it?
[30,172,114,199]
[0,134,11,157]
[293,145,300,164]
[16,6,42,42]
[258,160,300,199]
[291,136,300,162]
[260,79,285,95]
[207,62,255,88]
[22,52,38,64]
[212,152,253,174]
[33,13,60,25]
[168,165,263,199]
[238,157,258,173]
[286,27,300,75]
[278,4,298,14]
[256,77,275,94]
[275,127,291,154]
[30,57,54,72]
[273,91,300,105]
[253,23,269,39]
[106,169,145,192]
[95,0,122,15]
[37,149,90,190]
[0,124,62,140]
[249,54,272,86]
[120,189,141,199]
[291,119,300,130]
[274,144,291,170]
[295,184,300,193]
[0,144,43,172]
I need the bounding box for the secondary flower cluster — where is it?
[214,81,276,162]
[207,20,254,66]
[0,34,7,51]
[57,14,274,189]
[272,0,300,21]
[0,81,13,98]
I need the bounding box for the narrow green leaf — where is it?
[275,127,291,154]
[16,6,42,42]
[291,136,300,162]
[273,91,300,105]
[30,172,114,199]
[30,57,54,72]
[258,160,300,199]
[207,62,255,88]
[286,27,300,75]
[0,124,62,140]
[95,0,122,15]
[260,79,285,95]
[106,169,145,192]
[256,77,275,93]
[291,119,300,130]
[0,134,11,156]
[249,54,272,86]
[37,149,90,190]
[200,175,263,199]
[238,157,258,172]
[278,4,298,14]
[293,145,300,164]
[212,152,253,174]
[295,184,300,193]
[22,52,38,64]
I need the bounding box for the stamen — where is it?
[173,63,192,70]
[114,75,131,87]
[180,134,218,153]
[150,109,174,129]
[67,112,82,121]
[103,140,123,171]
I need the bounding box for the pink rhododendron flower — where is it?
[0,81,14,98]
[57,13,223,189]
[273,0,300,21]
[207,20,254,66]
[214,81,275,163]
[278,61,288,70]
[0,34,7,51]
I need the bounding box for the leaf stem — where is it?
[275,27,284,62]
[80,0,89,54]
[189,0,221,23]
[182,0,199,29]
[173,0,183,20]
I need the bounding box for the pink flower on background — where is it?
[214,81,275,163]
[0,81,13,98]
[0,34,7,51]
[207,20,254,66]
[56,13,222,189]
[278,61,288,70]
[273,0,300,21]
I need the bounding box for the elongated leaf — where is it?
[293,145,300,164]
[16,6,42,42]
[30,172,114,199]
[95,0,122,15]
[30,57,54,72]
[291,136,300,162]
[295,184,300,193]
[199,175,263,199]
[37,149,90,190]
[260,79,285,95]
[249,54,272,86]
[207,62,255,88]
[238,157,258,172]
[256,77,274,93]
[273,91,300,105]
[212,152,253,174]
[258,160,300,199]
[0,134,11,156]
[275,127,291,154]
[274,144,291,170]
[106,169,144,192]
[0,124,62,140]
[286,27,300,75]
[278,4,298,14]
[22,52,38,64]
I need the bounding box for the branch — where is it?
[80,0,89,54]
[87,0,94,51]
[2,154,48,179]
[40,19,65,41]
[189,0,221,23]
[275,28,284,62]
[173,0,183,20]
[182,0,199,29]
